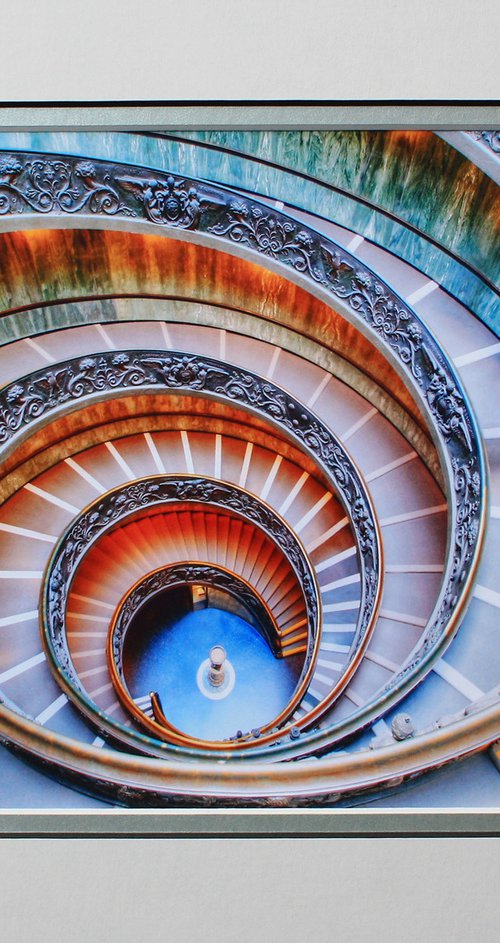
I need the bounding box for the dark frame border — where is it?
[0,101,499,130]
[1,810,500,838]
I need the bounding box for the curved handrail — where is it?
[41,474,326,751]
[0,695,497,805]
[0,348,380,713]
[107,561,312,742]
[0,359,382,758]
[0,338,473,745]
[0,152,483,621]
[109,561,285,668]
[40,451,379,753]
[0,148,487,765]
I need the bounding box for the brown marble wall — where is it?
[0,227,427,432]
[180,129,500,280]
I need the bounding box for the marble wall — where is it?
[0,130,497,332]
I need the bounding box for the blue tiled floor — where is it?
[126,608,302,741]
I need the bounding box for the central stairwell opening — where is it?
[122,580,305,741]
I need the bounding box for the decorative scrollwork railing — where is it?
[0,349,381,700]
[42,472,346,752]
[0,150,486,758]
[110,562,284,676]
[43,474,319,698]
[107,562,306,744]
[0,153,484,653]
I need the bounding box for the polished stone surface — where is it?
[125,607,302,741]
[0,130,496,328]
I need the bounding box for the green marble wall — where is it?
[181,130,499,274]
[0,130,497,333]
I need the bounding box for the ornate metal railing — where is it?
[0,348,381,701]
[110,562,283,675]
[0,694,498,807]
[41,474,323,747]
[0,150,487,762]
[0,152,484,650]
[107,562,310,744]
[41,469,382,753]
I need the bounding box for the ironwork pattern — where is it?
[0,155,483,592]
[111,564,286,678]
[43,475,319,703]
[0,150,486,737]
[0,348,379,671]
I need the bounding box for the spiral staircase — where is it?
[0,128,498,808]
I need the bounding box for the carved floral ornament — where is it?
[0,151,486,728]
[1,350,380,662]
[43,474,321,683]
[43,476,324,750]
[0,153,479,458]
[109,563,283,678]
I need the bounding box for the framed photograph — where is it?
[0,102,498,843]
[0,1,499,937]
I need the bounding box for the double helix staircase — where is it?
[0,129,498,807]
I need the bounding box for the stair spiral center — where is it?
[117,574,300,738]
